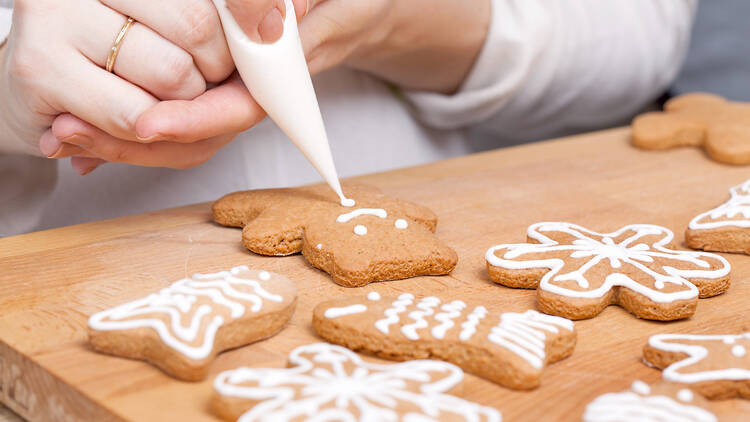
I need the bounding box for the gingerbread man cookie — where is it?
[88,266,297,381]
[211,343,501,422]
[213,183,457,287]
[686,179,750,254]
[632,93,750,165]
[643,333,750,400]
[583,380,716,422]
[485,223,731,320]
[313,293,575,389]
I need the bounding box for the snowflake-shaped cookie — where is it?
[88,266,297,381]
[686,179,750,254]
[213,183,457,287]
[211,343,501,422]
[485,222,731,320]
[644,333,750,400]
[632,93,750,164]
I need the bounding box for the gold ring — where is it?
[106,17,135,73]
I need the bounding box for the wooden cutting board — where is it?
[1,127,749,421]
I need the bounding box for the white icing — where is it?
[353,225,367,236]
[648,333,750,383]
[631,380,651,395]
[583,391,716,422]
[324,304,367,319]
[431,301,467,339]
[689,179,750,229]
[486,223,730,303]
[258,271,271,281]
[211,0,350,205]
[395,219,408,229]
[88,266,284,360]
[401,297,441,340]
[459,306,488,341]
[316,243,322,249]
[677,389,694,403]
[367,292,381,301]
[487,310,574,369]
[336,208,387,223]
[732,345,746,358]
[341,198,355,207]
[213,343,501,422]
[374,294,414,334]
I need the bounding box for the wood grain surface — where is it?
[1,127,749,421]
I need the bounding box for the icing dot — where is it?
[354,225,367,236]
[732,345,746,358]
[316,243,322,249]
[367,292,381,301]
[723,337,736,344]
[258,271,271,281]
[631,380,651,395]
[394,219,408,229]
[341,198,355,207]
[677,389,693,402]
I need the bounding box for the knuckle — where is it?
[110,108,139,136]
[7,51,39,82]
[178,1,220,49]
[157,50,198,93]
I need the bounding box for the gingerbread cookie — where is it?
[583,380,716,422]
[643,333,750,400]
[88,266,296,381]
[212,183,457,287]
[686,179,750,254]
[486,223,731,320]
[313,293,575,389]
[211,342,501,421]
[632,93,750,165]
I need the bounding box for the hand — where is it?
[0,0,236,172]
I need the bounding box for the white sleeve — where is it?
[0,4,11,46]
[404,0,697,141]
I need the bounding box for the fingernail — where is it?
[136,133,166,142]
[39,135,62,157]
[80,164,100,176]
[61,134,93,148]
[259,8,284,43]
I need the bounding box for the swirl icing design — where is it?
[213,343,502,422]
[583,381,716,422]
[647,333,750,384]
[689,179,750,229]
[89,266,285,360]
[486,223,730,303]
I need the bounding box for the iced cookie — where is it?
[686,179,750,254]
[632,93,750,165]
[211,342,501,421]
[583,380,716,422]
[212,183,457,287]
[312,293,575,389]
[486,222,731,320]
[643,332,750,400]
[88,266,297,381]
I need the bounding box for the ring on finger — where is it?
[106,16,136,73]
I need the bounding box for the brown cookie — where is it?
[643,332,750,400]
[583,380,716,422]
[212,183,457,287]
[211,342,502,421]
[312,293,576,389]
[485,222,731,320]
[88,266,297,381]
[632,93,750,165]
[686,179,750,254]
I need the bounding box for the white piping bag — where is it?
[212,0,353,206]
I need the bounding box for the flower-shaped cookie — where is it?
[686,179,750,254]
[211,343,501,422]
[213,183,457,287]
[632,93,750,165]
[486,223,731,320]
[644,333,750,400]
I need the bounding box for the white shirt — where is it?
[0,0,697,236]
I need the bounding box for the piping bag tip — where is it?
[212,0,353,207]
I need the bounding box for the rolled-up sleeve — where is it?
[404,0,697,143]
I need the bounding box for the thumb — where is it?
[226,0,286,43]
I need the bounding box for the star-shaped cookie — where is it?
[686,179,750,254]
[644,333,750,400]
[485,222,731,320]
[211,342,501,422]
[213,183,457,287]
[632,93,750,164]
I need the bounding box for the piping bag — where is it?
[212,0,354,207]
